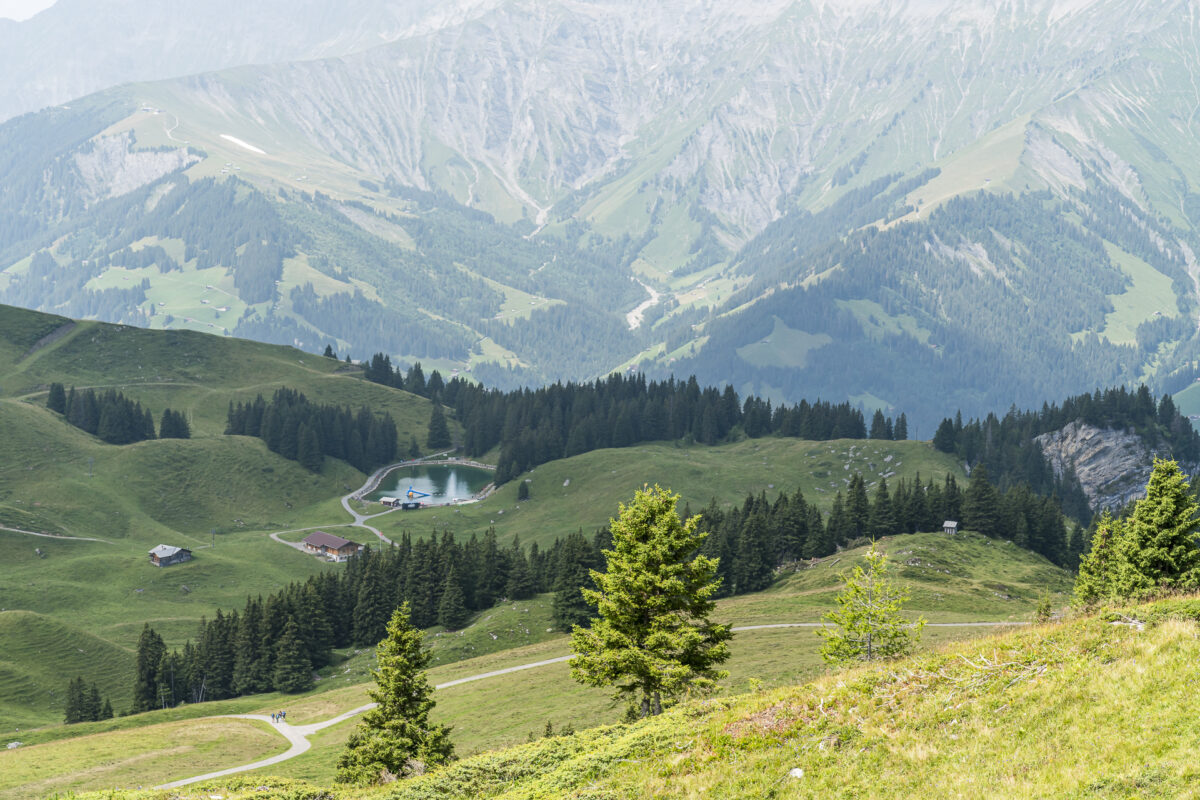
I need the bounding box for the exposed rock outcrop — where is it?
[1035,421,1190,511]
[72,132,198,203]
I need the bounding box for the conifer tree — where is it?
[868,477,896,538]
[46,382,66,414]
[552,532,597,630]
[1074,511,1120,605]
[427,403,451,450]
[297,423,323,471]
[337,604,453,784]
[1107,459,1200,600]
[963,464,1002,537]
[85,683,102,721]
[505,549,537,600]
[132,624,166,712]
[846,474,870,539]
[570,485,732,717]
[818,543,925,664]
[272,619,313,693]
[63,677,85,723]
[436,567,469,630]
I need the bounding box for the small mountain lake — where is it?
[366,463,493,504]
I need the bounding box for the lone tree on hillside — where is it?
[1074,459,1200,604]
[570,485,732,718]
[337,603,453,785]
[817,542,925,664]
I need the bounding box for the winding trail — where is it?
[0,525,112,544]
[154,619,1027,789]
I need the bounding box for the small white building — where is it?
[943,520,959,535]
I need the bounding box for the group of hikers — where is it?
[270,710,287,724]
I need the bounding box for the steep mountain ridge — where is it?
[3,0,1200,423]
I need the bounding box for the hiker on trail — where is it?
[271,713,276,723]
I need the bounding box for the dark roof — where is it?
[303,531,360,550]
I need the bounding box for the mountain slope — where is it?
[4,0,1200,421]
[46,597,1200,799]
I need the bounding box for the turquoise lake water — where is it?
[366,463,493,503]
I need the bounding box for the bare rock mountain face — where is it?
[1035,421,1197,512]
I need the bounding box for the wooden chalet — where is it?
[943,520,959,535]
[148,544,192,567]
[302,531,364,562]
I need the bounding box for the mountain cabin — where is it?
[943,520,959,535]
[302,531,364,562]
[148,544,192,567]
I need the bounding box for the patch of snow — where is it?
[220,134,266,155]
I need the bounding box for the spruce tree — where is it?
[818,543,925,664]
[963,464,1002,537]
[132,624,166,713]
[505,550,537,599]
[427,403,451,450]
[46,382,66,414]
[1074,511,1120,605]
[336,604,453,784]
[297,423,323,471]
[552,532,597,630]
[869,410,890,439]
[846,474,870,539]
[1109,459,1200,599]
[63,677,84,723]
[272,619,314,693]
[436,567,469,630]
[84,683,102,722]
[868,478,896,538]
[570,485,732,717]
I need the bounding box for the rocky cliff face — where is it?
[1034,421,1189,512]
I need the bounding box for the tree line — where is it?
[46,383,190,444]
[359,365,896,485]
[693,465,1074,600]
[128,527,610,709]
[224,388,398,473]
[63,678,114,724]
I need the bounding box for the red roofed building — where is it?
[302,531,363,562]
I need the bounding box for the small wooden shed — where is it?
[943,520,959,535]
[149,544,192,567]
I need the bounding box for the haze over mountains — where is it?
[2,0,1200,427]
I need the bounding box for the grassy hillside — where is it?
[49,596,1200,799]
[0,612,135,732]
[372,438,966,547]
[0,531,1071,794]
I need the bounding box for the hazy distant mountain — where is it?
[2,0,1200,426]
[0,0,484,123]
